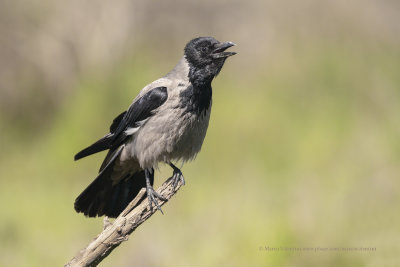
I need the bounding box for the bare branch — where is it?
[65,177,183,267]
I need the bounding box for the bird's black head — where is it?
[184,37,236,85]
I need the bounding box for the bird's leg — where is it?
[145,168,166,214]
[169,162,185,188]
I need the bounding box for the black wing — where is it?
[74,86,168,160]
[110,111,127,132]
[110,86,168,146]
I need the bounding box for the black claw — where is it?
[146,184,166,214]
[169,162,185,188]
[145,168,166,214]
[172,172,185,188]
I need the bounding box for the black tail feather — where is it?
[74,134,113,161]
[74,144,151,218]
[74,170,150,218]
[105,172,150,217]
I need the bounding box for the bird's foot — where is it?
[169,163,185,188]
[146,184,167,214]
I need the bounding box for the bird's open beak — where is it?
[212,42,237,58]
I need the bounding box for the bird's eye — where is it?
[201,47,208,52]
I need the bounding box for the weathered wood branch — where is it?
[65,177,183,267]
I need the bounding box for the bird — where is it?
[74,36,236,217]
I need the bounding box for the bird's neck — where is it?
[167,57,220,87]
[188,67,213,88]
[179,82,212,115]
[188,60,224,89]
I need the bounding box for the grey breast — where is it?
[121,57,211,169]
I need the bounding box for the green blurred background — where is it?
[1,0,399,266]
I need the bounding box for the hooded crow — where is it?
[74,37,236,217]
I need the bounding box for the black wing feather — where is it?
[74,86,168,160]
[110,86,168,147]
[110,111,127,132]
[74,134,113,160]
